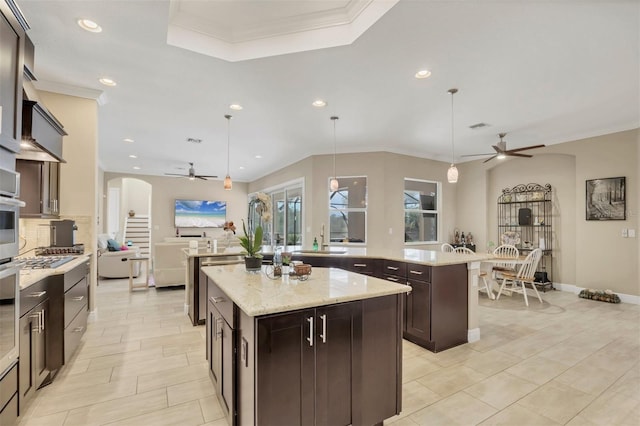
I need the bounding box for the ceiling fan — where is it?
[463,133,546,163]
[164,162,217,180]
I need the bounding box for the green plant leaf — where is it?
[252,226,263,254]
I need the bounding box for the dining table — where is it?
[480,255,528,297]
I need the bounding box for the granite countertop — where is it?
[19,254,92,290]
[182,246,245,258]
[202,263,411,317]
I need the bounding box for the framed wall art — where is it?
[585,177,626,221]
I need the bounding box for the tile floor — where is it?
[16,278,640,426]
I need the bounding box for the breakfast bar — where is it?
[202,264,410,426]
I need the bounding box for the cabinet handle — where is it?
[30,312,41,333]
[73,326,85,333]
[319,314,327,343]
[212,296,225,304]
[353,263,367,268]
[386,276,400,282]
[386,266,399,271]
[215,318,222,339]
[72,296,85,301]
[409,270,423,275]
[40,308,45,332]
[28,291,47,298]
[306,316,314,347]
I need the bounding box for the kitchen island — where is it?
[201,264,410,426]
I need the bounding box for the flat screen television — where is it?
[174,199,226,228]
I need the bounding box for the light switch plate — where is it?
[629,229,636,238]
[622,228,628,238]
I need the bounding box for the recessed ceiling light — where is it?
[129,154,137,159]
[99,77,117,86]
[312,99,327,107]
[133,166,141,170]
[255,155,262,159]
[239,166,245,170]
[77,19,102,33]
[123,138,134,143]
[229,104,243,111]
[414,69,431,79]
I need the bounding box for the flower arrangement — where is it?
[251,192,272,222]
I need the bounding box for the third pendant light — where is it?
[224,114,232,190]
[330,116,339,192]
[447,88,459,184]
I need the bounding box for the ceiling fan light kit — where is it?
[164,162,217,180]
[463,132,546,163]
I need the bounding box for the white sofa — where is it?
[97,233,141,278]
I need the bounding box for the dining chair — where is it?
[491,244,519,277]
[452,246,474,254]
[441,243,455,252]
[496,248,543,306]
[453,246,495,300]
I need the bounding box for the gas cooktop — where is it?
[22,256,75,269]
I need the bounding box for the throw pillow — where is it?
[107,239,121,251]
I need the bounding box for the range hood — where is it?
[19,78,67,163]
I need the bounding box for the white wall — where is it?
[103,173,249,255]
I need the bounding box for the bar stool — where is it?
[128,257,150,291]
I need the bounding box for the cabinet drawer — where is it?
[406,263,431,282]
[383,274,405,284]
[64,277,88,327]
[208,281,235,328]
[383,260,407,278]
[64,307,88,364]
[0,362,18,413]
[64,261,90,292]
[20,279,49,317]
[343,257,380,276]
[0,391,17,426]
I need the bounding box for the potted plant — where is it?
[281,252,292,275]
[239,220,263,272]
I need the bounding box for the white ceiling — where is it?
[18,0,640,183]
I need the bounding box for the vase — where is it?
[244,256,262,272]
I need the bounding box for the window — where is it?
[404,178,440,243]
[250,181,303,248]
[329,177,367,244]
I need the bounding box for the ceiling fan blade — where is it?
[483,155,498,163]
[506,144,546,153]
[196,175,218,178]
[491,145,503,153]
[164,173,187,177]
[461,153,494,157]
[506,152,533,158]
[195,176,208,180]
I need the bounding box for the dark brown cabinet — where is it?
[0,362,18,426]
[405,278,431,343]
[256,301,358,426]
[62,261,89,364]
[19,298,50,409]
[0,1,25,154]
[15,160,60,217]
[206,277,236,425]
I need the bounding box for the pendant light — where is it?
[223,114,232,190]
[447,88,459,183]
[330,116,339,192]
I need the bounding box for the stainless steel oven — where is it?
[0,166,20,198]
[0,197,23,261]
[0,261,20,375]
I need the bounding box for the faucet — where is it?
[320,224,328,250]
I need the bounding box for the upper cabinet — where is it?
[0,0,27,154]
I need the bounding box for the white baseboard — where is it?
[184,303,190,315]
[553,282,640,305]
[468,328,480,343]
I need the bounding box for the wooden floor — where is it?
[16,278,640,425]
